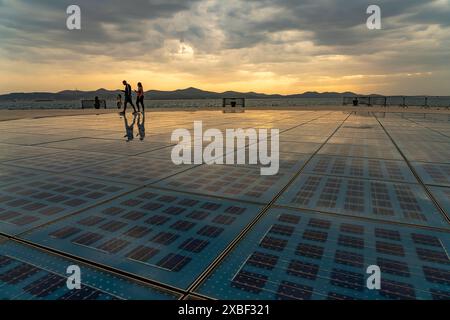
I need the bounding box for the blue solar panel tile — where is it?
[247,251,279,270]
[196,208,450,300]
[39,137,172,156]
[156,253,192,272]
[278,142,321,154]
[386,130,448,143]
[24,188,264,289]
[0,239,179,300]
[0,110,448,300]
[398,141,450,163]
[3,150,124,174]
[69,156,194,185]
[412,163,450,187]
[276,174,447,228]
[155,155,309,204]
[286,260,319,280]
[428,186,450,217]
[305,155,417,183]
[231,270,268,294]
[279,134,327,144]
[0,175,132,235]
[0,165,46,187]
[0,143,61,162]
[0,132,82,146]
[379,279,416,299]
[276,280,314,300]
[319,143,402,160]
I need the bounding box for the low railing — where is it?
[343,96,450,108]
[81,99,107,109]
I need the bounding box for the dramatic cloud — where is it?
[0,0,449,94]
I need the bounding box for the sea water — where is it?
[0,98,343,110]
[1,97,449,110]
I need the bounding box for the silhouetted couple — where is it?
[119,80,144,115]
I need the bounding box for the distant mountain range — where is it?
[0,87,362,101]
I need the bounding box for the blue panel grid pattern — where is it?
[196,208,450,300]
[39,137,173,156]
[428,187,450,217]
[0,239,179,300]
[155,156,309,204]
[69,156,195,185]
[304,155,417,183]
[0,144,61,162]
[24,188,264,289]
[277,142,321,154]
[319,143,402,160]
[0,165,46,187]
[278,134,327,143]
[412,162,450,187]
[397,141,450,163]
[276,174,446,228]
[4,150,124,173]
[0,175,132,235]
[0,110,448,300]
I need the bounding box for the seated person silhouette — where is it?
[94,96,101,109]
[117,94,122,109]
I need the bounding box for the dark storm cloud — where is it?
[0,0,202,58]
[218,0,444,49]
[1,0,448,54]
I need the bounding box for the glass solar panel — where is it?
[24,188,263,289]
[428,186,450,218]
[277,142,322,154]
[0,175,132,235]
[0,239,179,300]
[196,208,450,300]
[397,141,450,163]
[155,156,309,204]
[0,143,61,162]
[276,174,446,228]
[305,155,417,183]
[319,143,403,160]
[0,165,46,187]
[69,156,195,186]
[278,134,327,144]
[412,162,450,187]
[39,137,172,156]
[0,110,448,300]
[0,132,81,146]
[4,150,124,173]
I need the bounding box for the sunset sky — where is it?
[0,0,449,95]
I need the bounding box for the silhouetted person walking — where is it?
[120,80,136,115]
[135,82,145,112]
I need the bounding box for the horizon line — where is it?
[1,87,449,97]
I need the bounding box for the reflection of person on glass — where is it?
[123,113,137,142]
[136,112,145,141]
